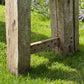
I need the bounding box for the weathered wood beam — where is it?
[50,0,58,37]
[5,0,31,76]
[50,0,75,56]
[31,37,59,54]
[49,0,59,54]
[73,0,79,51]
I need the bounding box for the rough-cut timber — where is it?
[50,0,58,37]
[49,0,59,53]
[31,37,59,54]
[50,0,75,56]
[73,0,79,51]
[5,0,31,76]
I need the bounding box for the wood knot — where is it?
[12,20,16,32]
[68,0,70,5]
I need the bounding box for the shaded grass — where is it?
[0,5,84,84]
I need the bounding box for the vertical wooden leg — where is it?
[50,0,77,56]
[5,0,31,76]
[49,0,59,53]
[73,0,79,51]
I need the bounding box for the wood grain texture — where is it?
[73,0,79,51]
[49,0,59,54]
[5,0,31,75]
[31,37,59,54]
[50,0,75,56]
[59,0,74,55]
[50,0,58,37]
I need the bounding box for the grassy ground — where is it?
[0,5,84,84]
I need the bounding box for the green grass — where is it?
[0,5,84,84]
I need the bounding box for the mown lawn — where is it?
[0,5,84,84]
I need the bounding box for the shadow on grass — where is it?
[0,21,6,43]
[24,45,84,83]
[29,64,79,80]
[31,31,50,43]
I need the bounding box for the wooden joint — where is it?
[30,37,59,54]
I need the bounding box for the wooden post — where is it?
[50,0,79,56]
[49,0,59,53]
[5,0,31,75]
[73,0,79,51]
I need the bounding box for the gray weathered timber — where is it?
[5,0,31,76]
[31,37,59,54]
[50,0,75,56]
[49,0,59,54]
[50,0,58,37]
[57,0,75,56]
[73,0,79,51]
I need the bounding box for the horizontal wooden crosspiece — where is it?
[31,37,59,54]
